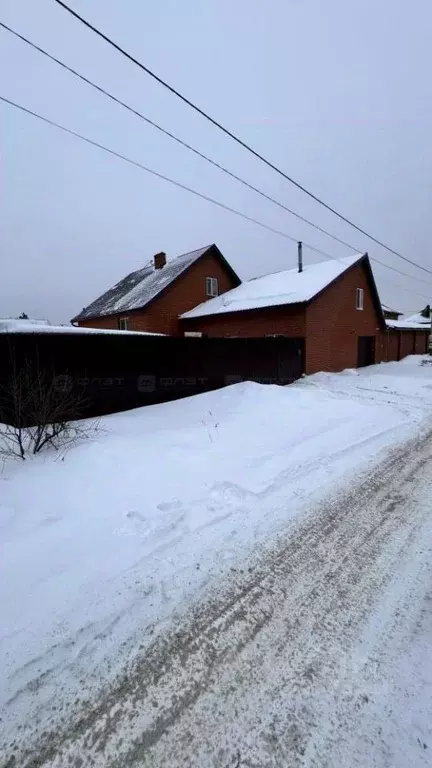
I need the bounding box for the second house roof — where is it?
[181,253,365,319]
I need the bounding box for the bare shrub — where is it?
[0,355,96,460]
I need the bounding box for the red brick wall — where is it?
[415,330,428,354]
[75,315,119,330]
[180,304,306,338]
[77,252,237,335]
[304,261,382,373]
[379,330,399,362]
[182,261,383,374]
[399,331,415,359]
[379,329,429,362]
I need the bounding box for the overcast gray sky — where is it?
[2,0,432,323]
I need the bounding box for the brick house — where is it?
[72,244,240,335]
[382,317,430,357]
[180,253,429,374]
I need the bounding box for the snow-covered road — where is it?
[2,356,432,766]
[11,416,432,768]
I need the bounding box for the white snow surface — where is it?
[403,311,431,326]
[180,252,363,318]
[0,319,162,335]
[1,355,432,745]
[0,318,51,331]
[386,318,431,330]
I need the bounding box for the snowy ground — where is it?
[1,355,432,766]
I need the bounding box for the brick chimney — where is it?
[153,251,166,270]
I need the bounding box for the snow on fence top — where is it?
[181,253,364,319]
[0,319,163,336]
[385,319,431,331]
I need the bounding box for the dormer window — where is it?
[206,277,219,297]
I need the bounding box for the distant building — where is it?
[381,303,402,321]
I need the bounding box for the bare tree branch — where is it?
[0,346,96,459]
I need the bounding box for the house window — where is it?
[206,277,219,297]
[356,288,364,311]
[118,317,129,330]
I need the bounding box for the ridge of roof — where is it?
[181,253,364,320]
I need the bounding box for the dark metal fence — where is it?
[0,332,305,423]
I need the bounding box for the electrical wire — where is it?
[2,21,430,291]
[0,94,314,251]
[3,93,431,306]
[52,0,432,277]
[0,21,359,255]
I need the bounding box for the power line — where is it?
[3,22,430,292]
[367,254,432,285]
[53,0,432,278]
[3,102,429,308]
[369,268,432,303]
[313,247,432,301]
[0,21,359,255]
[0,94,324,255]
[352,263,430,302]
[2,93,430,303]
[380,281,431,302]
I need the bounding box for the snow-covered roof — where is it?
[0,319,163,336]
[73,245,215,321]
[403,311,431,325]
[382,303,402,315]
[386,319,431,331]
[181,253,364,319]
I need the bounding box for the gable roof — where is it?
[181,253,373,320]
[72,244,239,322]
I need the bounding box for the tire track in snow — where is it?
[6,426,432,768]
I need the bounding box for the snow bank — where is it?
[1,355,432,744]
